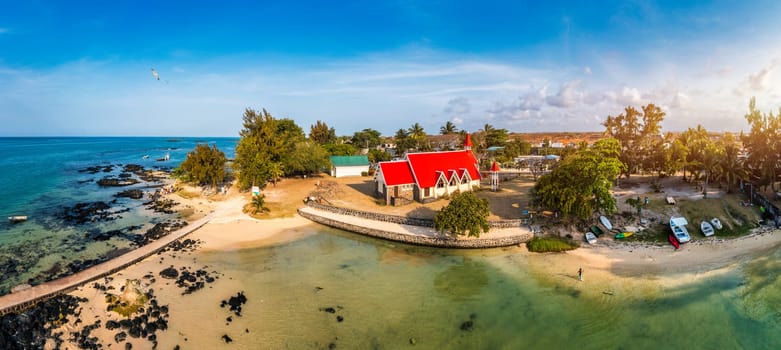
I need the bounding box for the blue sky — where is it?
[1,0,780,136]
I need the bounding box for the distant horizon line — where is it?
[0,128,746,139]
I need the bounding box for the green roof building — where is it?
[330,155,370,177]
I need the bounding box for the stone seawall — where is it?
[298,208,531,249]
[305,202,524,229]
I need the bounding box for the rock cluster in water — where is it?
[460,313,477,332]
[220,291,248,317]
[62,201,129,225]
[159,264,219,295]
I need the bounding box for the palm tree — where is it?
[252,194,270,214]
[408,123,426,149]
[408,123,426,139]
[717,133,746,193]
[440,121,458,135]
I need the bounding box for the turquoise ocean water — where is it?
[0,137,237,294]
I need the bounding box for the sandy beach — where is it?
[38,178,781,349]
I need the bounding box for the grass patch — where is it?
[624,193,760,243]
[105,280,148,317]
[527,236,579,253]
[175,189,200,200]
[243,201,299,219]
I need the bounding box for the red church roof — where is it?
[490,161,500,172]
[379,161,415,186]
[406,150,481,188]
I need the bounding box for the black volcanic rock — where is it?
[159,267,179,279]
[98,177,140,187]
[115,189,144,200]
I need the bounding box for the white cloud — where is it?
[743,59,779,91]
[670,92,690,108]
[443,97,471,115]
[584,66,592,75]
[546,80,582,108]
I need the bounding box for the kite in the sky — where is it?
[151,68,160,80]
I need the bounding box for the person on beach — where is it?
[578,267,583,281]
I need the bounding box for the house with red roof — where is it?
[374,135,481,205]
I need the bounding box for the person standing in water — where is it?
[578,267,583,281]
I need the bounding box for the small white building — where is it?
[330,155,370,177]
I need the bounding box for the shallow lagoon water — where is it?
[161,227,781,349]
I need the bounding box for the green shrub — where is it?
[527,236,579,253]
[361,171,369,176]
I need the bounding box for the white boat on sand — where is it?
[700,221,715,237]
[599,215,613,231]
[711,218,722,230]
[670,216,691,243]
[585,232,597,245]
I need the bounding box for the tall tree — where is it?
[534,138,625,219]
[285,140,331,176]
[741,97,781,192]
[368,149,392,163]
[716,133,745,193]
[678,125,713,182]
[603,104,666,176]
[234,108,284,189]
[394,128,414,153]
[352,128,382,149]
[434,192,490,237]
[440,121,458,135]
[408,123,427,149]
[323,143,357,156]
[309,120,336,145]
[177,144,227,189]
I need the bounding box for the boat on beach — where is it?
[711,218,722,230]
[599,215,613,231]
[8,216,27,223]
[585,232,597,244]
[590,225,604,236]
[670,216,691,243]
[701,221,715,236]
[668,233,680,249]
[615,231,633,239]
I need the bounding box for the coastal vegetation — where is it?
[250,194,270,215]
[534,138,624,219]
[526,236,579,252]
[434,191,490,237]
[175,143,227,189]
[234,108,330,190]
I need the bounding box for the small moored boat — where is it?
[590,225,604,236]
[701,220,715,237]
[8,216,28,223]
[710,218,722,230]
[670,216,691,243]
[585,232,597,244]
[599,215,613,231]
[615,232,633,239]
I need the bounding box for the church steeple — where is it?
[463,133,473,151]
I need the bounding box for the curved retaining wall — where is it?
[305,202,524,229]
[299,208,532,248]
